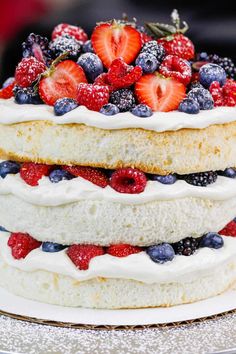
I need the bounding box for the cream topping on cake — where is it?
[1,98,236,132]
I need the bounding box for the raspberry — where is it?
[52,23,88,43]
[107,58,142,89]
[157,34,194,60]
[94,73,115,93]
[219,220,236,237]
[67,244,105,270]
[159,55,192,85]
[209,79,236,107]
[107,244,142,257]
[77,84,109,111]
[110,168,147,194]
[15,57,46,88]
[8,232,41,259]
[0,81,15,99]
[63,166,109,188]
[20,162,53,186]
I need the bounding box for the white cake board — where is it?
[0,286,236,326]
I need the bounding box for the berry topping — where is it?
[42,242,66,252]
[146,243,175,264]
[63,166,109,188]
[77,83,109,111]
[15,57,46,88]
[8,232,41,260]
[14,86,42,105]
[82,40,94,53]
[22,33,51,64]
[110,167,147,194]
[183,171,217,187]
[39,60,87,106]
[20,162,52,186]
[100,103,120,116]
[49,34,82,61]
[199,63,227,88]
[91,22,142,68]
[209,80,236,107]
[178,98,200,114]
[219,220,236,237]
[220,167,236,179]
[77,53,103,82]
[159,55,192,85]
[49,169,74,183]
[135,73,186,112]
[94,73,115,93]
[107,58,142,89]
[131,104,153,117]
[0,81,15,99]
[173,237,199,256]
[67,244,105,270]
[208,54,236,80]
[149,173,177,184]
[2,77,15,88]
[52,23,88,43]
[0,160,20,178]
[54,98,78,116]
[200,232,224,249]
[109,88,136,112]
[135,53,159,74]
[188,88,214,110]
[107,244,142,257]
[140,41,166,64]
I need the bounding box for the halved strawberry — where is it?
[91,22,142,68]
[39,60,87,106]
[135,73,186,112]
[0,81,15,99]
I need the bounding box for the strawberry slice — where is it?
[91,22,142,68]
[135,73,186,112]
[0,81,15,99]
[39,60,87,106]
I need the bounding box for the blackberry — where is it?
[22,33,51,65]
[209,54,236,79]
[173,237,199,256]
[183,171,217,187]
[14,86,42,105]
[141,40,165,64]
[109,89,135,112]
[49,34,81,60]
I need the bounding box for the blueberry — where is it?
[82,40,94,53]
[54,98,78,116]
[49,169,74,183]
[2,77,15,88]
[221,167,236,178]
[234,217,236,223]
[131,104,153,117]
[42,242,67,252]
[14,86,42,105]
[146,243,175,264]
[149,173,177,184]
[188,88,214,110]
[77,53,103,81]
[100,103,120,116]
[188,81,204,91]
[178,98,200,114]
[135,53,159,73]
[200,232,224,249]
[199,63,227,88]
[0,226,8,232]
[0,160,20,178]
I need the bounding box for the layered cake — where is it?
[0,10,236,308]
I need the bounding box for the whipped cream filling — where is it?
[1,98,236,133]
[0,231,235,284]
[0,173,236,206]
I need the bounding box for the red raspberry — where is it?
[20,162,53,186]
[15,57,46,88]
[63,166,109,188]
[110,168,147,194]
[77,84,109,111]
[158,33,195,60]
[52,23,88,43]
[219,220,236,237]
[107,58,142,89]
[209,81,224,106]
[107,244,142,257]
[0,81,15,99]
[8,232,41,259]
[209,79,236,107]
[67,244,105,270]
[159,55,191,86]
[94,73,115,93]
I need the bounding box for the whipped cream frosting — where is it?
[1,98,236,133]
[0,231,235,284]
[0,173,236,206]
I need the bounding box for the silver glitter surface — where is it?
[0,314,236,354]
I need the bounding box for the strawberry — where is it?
[158,34,194,61]
[107,58,142,89]
[0,81,15,99]
[107,244,142,257]
[135,73,186,112]
[77,83,109,111]
[20,162,53,186]
[39,60,87,106]
[8,232,41,260]
[110,167,147,194]
[63,165,109,188]
[91,22,142,68]
[159,55,192,86]
[52,23,88,43]
[94,73,115,93]
[15,57,46,88]
[219,220,236,237]
[67,244,105,270]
